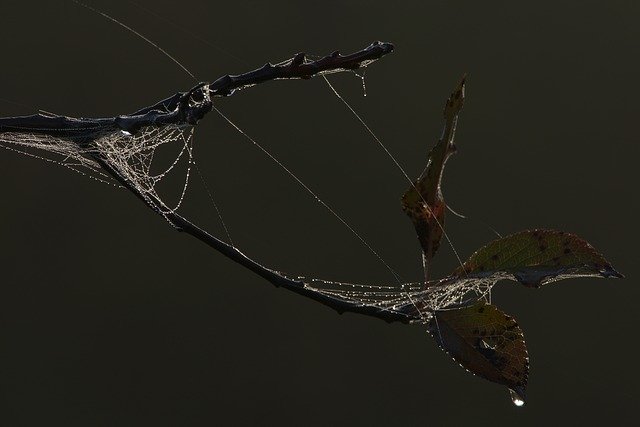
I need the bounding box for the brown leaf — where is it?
[429,301,529,404]
[402,76,465,269]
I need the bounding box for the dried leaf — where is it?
[401,76,465,266]
[452,229,623,287]
[429,301,529,403]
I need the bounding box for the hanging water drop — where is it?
[509,389,525,407]
[512,397,525,407]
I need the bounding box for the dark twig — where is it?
[94,155,412,324]
[0,41,394,136]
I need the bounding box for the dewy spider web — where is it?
[2,3,629,410]
[305,275,496,322]
[0,114,496,323]
[0,2,495,325]
[0,122,195,217]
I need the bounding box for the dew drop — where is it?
[355,71,367,97]
[509,389,525,407]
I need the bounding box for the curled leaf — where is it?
[429,301,529,404]
[452,229,623,287]
[402,76,465,269]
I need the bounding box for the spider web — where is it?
[0,97,497,324]
[0,2,499,325]
[0,122,195,217]
[304,275,496,323]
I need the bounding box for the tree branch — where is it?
[0,41,394,136]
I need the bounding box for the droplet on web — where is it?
[354,71,367,97]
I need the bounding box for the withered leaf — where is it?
[402,76,465,267]
[429,301,529,403]
[452,229,623,287]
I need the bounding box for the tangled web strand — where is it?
[0,123,195,218]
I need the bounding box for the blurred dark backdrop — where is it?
[0,1,637,425]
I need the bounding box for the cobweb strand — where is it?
[322,75,466,274]
[212,104,403,284]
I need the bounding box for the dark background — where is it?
[0,1,637,425]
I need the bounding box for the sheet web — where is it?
[0,123,195,216]
[0,127,112,184]
[305,275,496,323]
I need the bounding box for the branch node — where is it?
[291,52,306,67]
